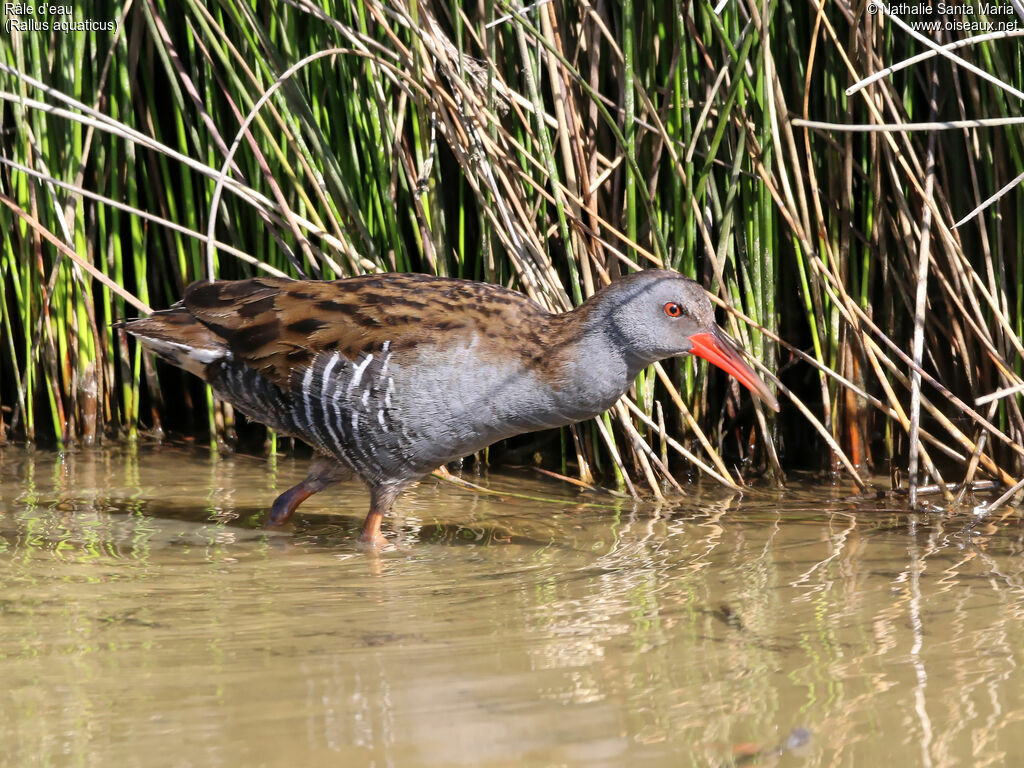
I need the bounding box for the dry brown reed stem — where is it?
[651,362,734,483]
[540,3,594,293]
[908,69,941,506]
[621,397,735,489]
[614,402,668,500]
[957,401,1000,504]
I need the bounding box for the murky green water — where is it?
[1,446,1022,766]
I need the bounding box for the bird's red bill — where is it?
[689,330,780,412]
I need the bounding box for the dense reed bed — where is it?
[1,1,1022,503]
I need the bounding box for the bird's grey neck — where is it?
[572,301,651,379]
[549,308,644,421]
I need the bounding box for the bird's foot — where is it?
[266,484,314,527]
[357,530,391,550]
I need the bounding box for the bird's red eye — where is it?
[664,302,682,318]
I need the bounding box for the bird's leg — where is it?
[266,455,351,527]
[360,484,402,548]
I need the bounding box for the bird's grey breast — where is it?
[387,333,632,464]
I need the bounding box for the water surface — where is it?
[1,446,1022,766]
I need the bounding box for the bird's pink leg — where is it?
[360,484,402,547]
[360,510,386,548]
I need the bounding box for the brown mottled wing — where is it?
[183,274,551,391]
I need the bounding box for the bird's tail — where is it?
[118,306,231,380]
